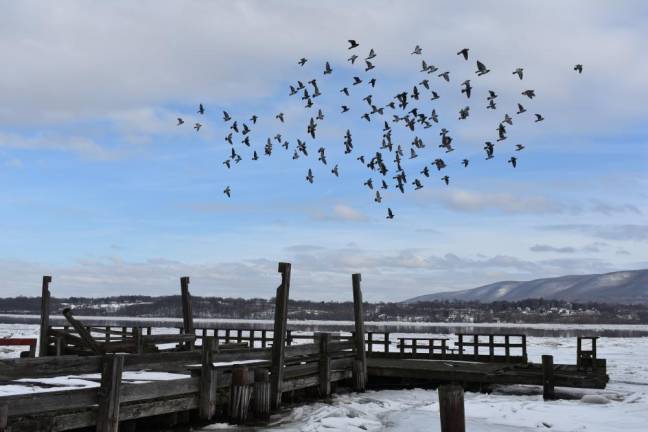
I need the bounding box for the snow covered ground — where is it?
[2,323,647,431]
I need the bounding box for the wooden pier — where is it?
[0,265,609,431]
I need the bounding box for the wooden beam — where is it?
[199,337,217,420]
[438,384,465,432]
[352,273,367,391]
[96,354,124,432]
[180,276,195,350]
[38,275,52,357]
[62,308,103,354]
[270,262,291,409]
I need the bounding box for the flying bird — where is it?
[457,48,469,60]
[521,89,536,99]
[276,112,285,122]
[461,80,472,98]
[475,60,490,76]
[534,113,545,122]
[462,159,469,167]
[177,118,184,126]
[366,48,376,60]
[197,104,205,115]
[386,208,394,219]
[223,111,232,122]
[223,186,231,197]
[331,164,339,177]
[411,45,422,55]
[515,144,525,151]
[348,39,359,49]
[508,156,517,168]
[193,122,202,131]
[516,103,527,114]
[441,175,450,185]
[323,62,333,75]
[513,68,524,80]
[306,169,314,184]
[438,71,450,82]
[298,58,307,66]
[574,64,583,74]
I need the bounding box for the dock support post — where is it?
[352,273,367,392]
[97,354,124,432]
[253,368,271,420]
[230,367,252,424]
[271,262,291,409]
[180,276,195,350]
[316,333,331,396]
[199,337,217,420]
[38,275,52,357]
[0,404,7,432]
[542,355,555,400]
[438,384,465,432]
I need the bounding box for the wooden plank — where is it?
[438,384,465,432]
[97,354,124,432]
[0,355,103,380]
[38,276,52,357]
[271,262,291,409]
[180,276,195,350]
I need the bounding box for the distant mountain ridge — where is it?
[405,269,648,304]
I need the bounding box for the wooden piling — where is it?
[199,336,217,420]
[316,333,331,396]
[38,275,52,357]
[352,273,367,391]
[542,354,555,400]
[271,262,291,409]
[253,368,271,420]
[0,404,7,432]
[230,366,252,424]
[438,384,465,432]
[180,276,195,350]
[96,354,124,432]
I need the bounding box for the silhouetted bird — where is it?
[348,39,359,49]
[306,169,314,184]
[515,144,525,151]
[517,103,527,114]
[323,61,333,75]
[457,48,469,60]
[534,113,545,122]
[513,68,524,80]
[198,104,205,115]
[521,90,536,99]
[276,112,285,122]
[475,61,490,76]
[177,118,184,126]
[574,64,583,74]
[223,111,232,122]
[386,208,394,219]
[194,123,202,131]
[348,54,358,64]
[462,159,469,167]
[441,175,450,185]
[508,156,517,168]
[412,45,422,55]
[223,186,231,197]
[298,58,307,66]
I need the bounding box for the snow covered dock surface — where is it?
[2,323,647,431]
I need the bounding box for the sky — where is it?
[0,0,647,301]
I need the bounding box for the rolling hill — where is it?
[405,269,648,304]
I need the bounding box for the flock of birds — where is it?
[177,41,583,219]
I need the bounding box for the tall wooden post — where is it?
[352,273,367,391]
[38,275,52,357]
[180,276,195,350]
[97,354,124,432]
[270,262,291,409]
[438,384,465,432]
[199,337,217,420]
[542,355,555,400]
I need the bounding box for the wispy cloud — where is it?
[537,224,648,242]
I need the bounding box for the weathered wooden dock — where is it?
[0,264,609,431]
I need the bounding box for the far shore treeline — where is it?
[1,295,647,324]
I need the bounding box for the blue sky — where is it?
[0,1,646,300]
